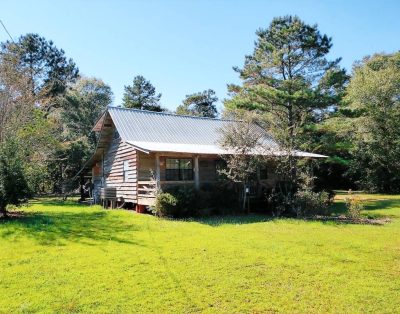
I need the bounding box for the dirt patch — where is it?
[306,215,391,225]
[0,211,26,220]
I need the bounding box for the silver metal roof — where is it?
[107,107,326,157]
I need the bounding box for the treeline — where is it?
[0,33,220,213]
[1,15,400,214]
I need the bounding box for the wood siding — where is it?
[102,139,138,203]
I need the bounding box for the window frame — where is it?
[165,158,194,181]
[123,160,129,182]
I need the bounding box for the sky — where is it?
[1,0,399,111]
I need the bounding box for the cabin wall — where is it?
[102,139,138,203]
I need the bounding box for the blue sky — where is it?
[1,0,399,111]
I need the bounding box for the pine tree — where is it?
[225,15,347,188]
[122,75,163,111]
[176,89,218,118]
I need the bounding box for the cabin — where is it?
[78,107,324,209]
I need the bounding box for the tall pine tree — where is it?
[225,15,347,188]
[122,75,164,111]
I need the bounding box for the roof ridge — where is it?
[108,105,236,122]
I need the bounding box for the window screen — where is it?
[165,158,193,181]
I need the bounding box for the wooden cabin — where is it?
[78,107,324,208]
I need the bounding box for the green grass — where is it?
[1,194,399,313]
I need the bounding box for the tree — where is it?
[345,52,400,192]
[176,89,218,118]
[62,77,113,148]
[122,75,163,111]
[0,48,35,143]
[225,15,347,195]
[0,138,31,217]
[1,33,79,115]
[56,77,113,197]
[218,110,266,211]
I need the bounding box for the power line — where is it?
[0,19,14,42]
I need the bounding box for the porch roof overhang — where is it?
[126,141,327,158]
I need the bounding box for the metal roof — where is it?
[107,107,326,158]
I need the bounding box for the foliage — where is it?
[294,190,331,217]
[0,138,31,215]
[344,191,364,219]
[0,33,85,196]
[1,196,399,312]
[62,77,113,148]
[345,52,400,193]
[196,182,240,215]
[1,33,79,115]
[152,192,177,217]
[159,186,198,217]
[218,110,268,211]
[122,75,164,111]
[0,50,35,143]
[225,15,348,196]
[152,183,241,217]
[176,89,218,118]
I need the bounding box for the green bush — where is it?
[0,139,31,216]
[151,183,241,218]
[151,186,197,217]
[152,192,177,217]
[294,190,332,217]
[199,182,240,215]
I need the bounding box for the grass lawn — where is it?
[1,193,399,313]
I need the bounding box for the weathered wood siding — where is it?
[103,139,138,203]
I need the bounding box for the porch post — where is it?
[155,153,161,189]
[194,155,200,190]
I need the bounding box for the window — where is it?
[123,160,129,182]
[165,158,193,181]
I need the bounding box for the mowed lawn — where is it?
[1,194,399,313]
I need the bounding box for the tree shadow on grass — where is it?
[184,214,276,227]
[193,196,400,226]
[0,209,144,247]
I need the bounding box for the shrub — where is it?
[151,192,177,217]
[151,186,197,217]
[203,182,240,215]
[294,190,332,217]
[0,139,31,216]
[345,191,364,219]
[151,183,241,218]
